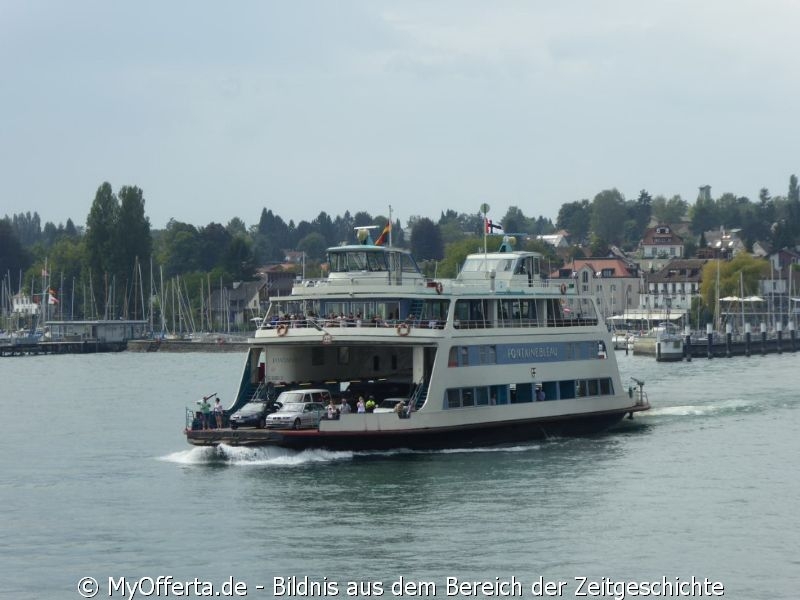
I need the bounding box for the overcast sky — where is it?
[2,0,799,231]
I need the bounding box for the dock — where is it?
[633,330,799,361]
[0,339,126,357]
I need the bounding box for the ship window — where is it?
[600,378,612,395]
[422,299,449,323]
[376,301,400,322]
[462,389,475,407]
[366,252,388,271]
[459,346,469,366]
[491,385,506,405]
[454,299,489,329]
[478,345,496,364]
[559,380,575,399]
[448,347,458,367]
[447,389,461,408]
[475,387,489,406]
[513,383,533,403]
[576,380,588,397]
[588,379,599,396]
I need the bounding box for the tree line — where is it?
[2,175,799,327]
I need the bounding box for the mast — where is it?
[714,258,721,332]
[149,256,154,335]
[739,270,745,332]
[480,203,490,260]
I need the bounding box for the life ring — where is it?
[560,283,567,295]
[276,323,288,337]
[396,322,411,336]
[435,282,443,294]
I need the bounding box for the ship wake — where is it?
[159,444,354,466]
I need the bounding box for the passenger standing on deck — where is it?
[536,386,546,401]
[339,397,351,415]
[365,395,376,413]
[213,398,224,428]
[356,396,366,413]
[199,395,212,429]
[327,399,337,420]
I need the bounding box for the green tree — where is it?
[8,211,42,246]
[690,193,718,235]
[500,206,528,234]
[85,182,121,314]
[410,217,444,261]
[312,211,336,248]
[437,236,498,277]
[556,200,591,242]
[223,235,255,280]
[117,185,152,283]
[590,189,626,245]
[630,190,652,232]
[652,194,688,224]
[160,220,201,276]
[699,253,768,308]
[226,217,247,237]
[297,232,328,261]
[198,223,231,271]
[253,209,290,262]
[0,219,30,276]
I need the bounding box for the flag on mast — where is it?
[374,222,391,246]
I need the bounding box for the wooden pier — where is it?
[0,339,126,357]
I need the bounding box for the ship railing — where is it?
[257,315,602,332]
[258,317,446,331]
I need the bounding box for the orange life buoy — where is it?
[276,323,289,337]
[435,282,443,294]
[396,322,410,336]
[560,283,567,295]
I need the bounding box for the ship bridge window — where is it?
[327,251,390,273]
[388,252,422,274]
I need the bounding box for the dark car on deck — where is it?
[229,400,282,429]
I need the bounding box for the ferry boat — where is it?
[185,233,649,450]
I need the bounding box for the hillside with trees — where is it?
[3,174,800,332]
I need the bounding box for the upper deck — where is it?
[253,242,598,336]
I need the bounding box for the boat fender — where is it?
[435,282,443,294]
[560,283,567,295]
[276,323,289,337]
[396,322,411,336]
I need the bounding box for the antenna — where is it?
[480,203,490,258]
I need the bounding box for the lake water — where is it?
[1,349,797,599]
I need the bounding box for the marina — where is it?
[631,326,799,361]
